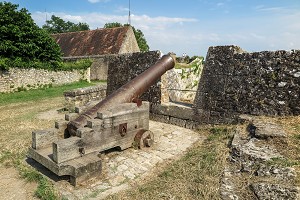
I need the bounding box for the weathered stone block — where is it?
[54,120,68,138]
[251,183,299,200]
[251,121,287,139]
[169,117,186,127]
[185,120,200,130]
[151,103,194,120]
[150,113,170,124]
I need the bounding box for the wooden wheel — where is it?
[134,130,154,149]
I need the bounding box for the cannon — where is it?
[28,54,175,186]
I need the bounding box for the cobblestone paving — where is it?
[56,121,203,200]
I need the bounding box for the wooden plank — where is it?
[52,136,82,164]
[32,128,59,150]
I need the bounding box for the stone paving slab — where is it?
[55,120,203,199]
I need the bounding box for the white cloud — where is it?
[32,11,197,30]
[87,0,110,3]
[31,7,300,56]
[254,5,294,14]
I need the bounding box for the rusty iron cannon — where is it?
[28,54,175,186]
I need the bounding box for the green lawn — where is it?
[0,81,101,106]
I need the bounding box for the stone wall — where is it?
[64,84,106,110]
[150,103,200,129]
[161,68,200,104]
[193,45,300,124]
[0,67,90,93]
[106,51,162,103]
[62,51,164,114]
[63,54,117,81]
[90,57,109,81]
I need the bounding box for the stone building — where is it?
[52,26,140,81]
[52,26,140,57]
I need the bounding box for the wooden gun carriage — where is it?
[28,54,175,185]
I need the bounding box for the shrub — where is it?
[0,2,62,69]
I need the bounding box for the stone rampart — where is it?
[60,46,300,128]
[193,45,300,124]
[0,67,90,93]
[106,51,162,103]
[64,84,106,110]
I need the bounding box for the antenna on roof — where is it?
[128,0,131,25]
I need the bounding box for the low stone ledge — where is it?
[64,84,106,110]
[150,112,199,130]
[151,102,194,120]
[64,84,106,97]
[150,102,200,129]
[221,119,299,199]
[251,183,299,200]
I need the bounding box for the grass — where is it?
[207,126,233,141]
[266,157,300,168]
[0,80,102,106]
[105,127,232,200]
[0,150,59,200]
[104,117,300,200]
[1,81,300,199]
[17,161,58,200]
[175,62,191,69]
[0,81,104,200]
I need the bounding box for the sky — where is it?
[7,0,300,57]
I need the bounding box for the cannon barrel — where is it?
[67,54,175,135]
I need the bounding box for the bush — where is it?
[0,58,92,71]
[60,59,92,70]
[0,2,62,69]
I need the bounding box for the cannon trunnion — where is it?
[28,54,175,186]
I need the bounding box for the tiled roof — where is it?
[51,26,130,57]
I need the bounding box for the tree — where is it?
[43,15,89,34]
[131,26,149,52]
[0,2,61,66]
[104,22,149,52]
[103,22,123,29]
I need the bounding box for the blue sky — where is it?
[7,0,300,56]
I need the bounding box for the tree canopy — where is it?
[0,2,62,67]
[43,15,89,34]
[104,22,149,52]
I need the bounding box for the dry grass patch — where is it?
[0,97,63,166]
[0,97,64,199]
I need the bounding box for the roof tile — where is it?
[52,26,130,57]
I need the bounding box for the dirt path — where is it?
[0,97,64,199]
[0,167,38,200]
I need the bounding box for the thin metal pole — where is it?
[128,0,131,25]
